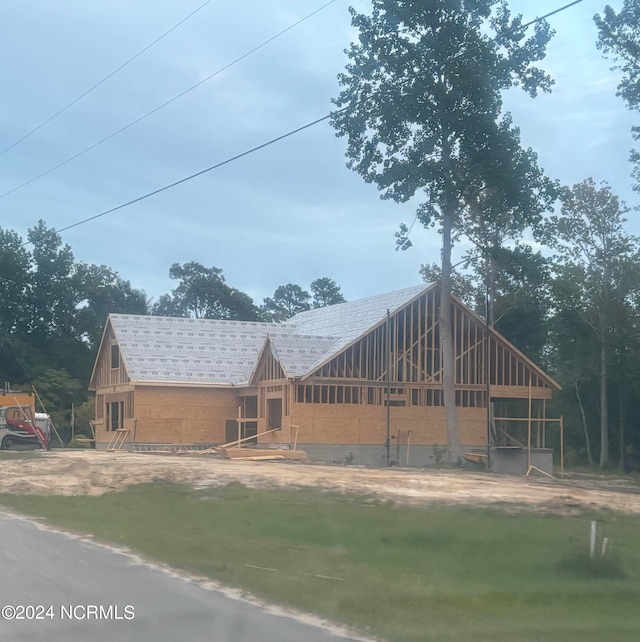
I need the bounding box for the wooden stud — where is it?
[410,300,415,382]
[290,424,300,451]
[218,426,281,450]
[492,416,560,423]
[560,415,564,479]
[373,325,378,381]
[527,379,532,469]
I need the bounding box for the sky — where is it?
[0,0,636,307]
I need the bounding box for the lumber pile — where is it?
[463,452,488,465]
[218,447,308,461]
[193,423,307,460]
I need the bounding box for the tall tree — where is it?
[262,284,311,322]
[75,263,149,349]
[596,1,640,189]
[153,262,261,321]
[0,223,156,431]
[547,270,601,465]
[422,244,551,361]
[27,220,80,338]
[332,0,553,459]
[608,265,640,468]
[546,178,638,467]
[310,277,346,308]
[458,119,557,328]
[476,244,551,361]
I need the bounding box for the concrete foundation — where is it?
[96,441,477,467]
[489,446,554,476]
[95,440,555,475]
[298,443,465,467]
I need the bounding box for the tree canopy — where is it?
[596,1,640,189]
[152,262,261,321]
[311,277,346,308]
[545,179,639,467]
[76,263,148,349]
[332,0,554,459]
[262,284,311,322]
[261,278,347,321]
[0,222,152,435]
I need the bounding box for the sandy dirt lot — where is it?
[1,450,640,515]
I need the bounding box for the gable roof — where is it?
[269,333,342,379]
[289,284,426,341]
[288,284,428,376]
[92,285,429,388]
[91,283,559,391]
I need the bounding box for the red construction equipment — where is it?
[0,402,49,450]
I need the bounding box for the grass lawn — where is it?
[0,483,639,642]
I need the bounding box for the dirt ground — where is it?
[1,449,640,515]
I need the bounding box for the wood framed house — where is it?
[89,284,560,468]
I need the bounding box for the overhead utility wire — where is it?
[522,0,583,25]
[444,0,583,65]
[0,0,338,202]
[0,0,215,157]
[49,111,344,236]
[26,0,582,242]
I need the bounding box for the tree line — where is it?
[0,220,344,432]
[420,178,640,469]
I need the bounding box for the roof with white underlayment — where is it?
[98,284,430,387]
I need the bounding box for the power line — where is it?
[37,110,343,239]
[0,0,338,202]
[443,0,584,66]
[0,0,215,158]
[524,0,584,27]
[22,0,583,243]
[398,0,586,75]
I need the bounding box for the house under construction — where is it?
[89,284,560,469]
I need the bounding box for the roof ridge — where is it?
[108,312,298,329]
[103,285,431,386]
[290,283,427,317]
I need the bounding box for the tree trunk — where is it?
[599,321,609,468]
[487,255,496,327]
[440,207,460,463]
[437,89,460,465]
[619,389,625,472]
[574,379,593,465]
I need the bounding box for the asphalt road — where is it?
[0,511,360,642]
